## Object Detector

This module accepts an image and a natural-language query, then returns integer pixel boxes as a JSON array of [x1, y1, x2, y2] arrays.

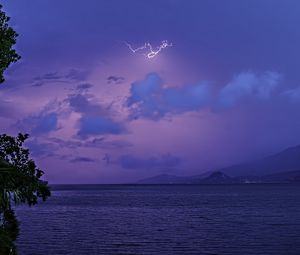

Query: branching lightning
[[124, 40, 172, 59]]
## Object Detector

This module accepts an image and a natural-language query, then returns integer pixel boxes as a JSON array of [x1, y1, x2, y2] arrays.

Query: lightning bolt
[[124, 40, 172, 59]]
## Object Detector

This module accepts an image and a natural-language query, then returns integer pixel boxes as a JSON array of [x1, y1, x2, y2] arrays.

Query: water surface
[[16, 184, 300, 254]]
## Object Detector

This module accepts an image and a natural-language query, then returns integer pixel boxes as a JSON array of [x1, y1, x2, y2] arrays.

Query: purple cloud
[[77, 115, 124, 138], [127, 73, 211, 120], [66, 93, 125, 138], [70, 156, 96, 163], [107, 76, 125, 85], [17, 111, 59, 135], [76, 83, 93, 91]]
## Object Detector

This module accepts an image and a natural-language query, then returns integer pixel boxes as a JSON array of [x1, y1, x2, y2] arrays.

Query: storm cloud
[[67, 93, 125, 138], [127, 73, 211, 120]]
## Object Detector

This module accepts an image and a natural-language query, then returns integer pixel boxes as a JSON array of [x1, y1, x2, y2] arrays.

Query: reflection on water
[[16, 184, 300, 255]]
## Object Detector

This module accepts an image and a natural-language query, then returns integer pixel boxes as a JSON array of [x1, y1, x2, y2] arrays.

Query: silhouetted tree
[[0, 4, 21, 84], [0, 134, 51, 254], [0, 209, 19, 255], [0, 5, 50, 254]]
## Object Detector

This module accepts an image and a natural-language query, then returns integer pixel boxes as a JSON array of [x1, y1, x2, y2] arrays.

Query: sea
[[15, 184, 300, 255]]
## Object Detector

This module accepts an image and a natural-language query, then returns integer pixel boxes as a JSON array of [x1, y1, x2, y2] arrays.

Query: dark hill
[[221, 145, 300, 176], [136, 144, 300, 184]]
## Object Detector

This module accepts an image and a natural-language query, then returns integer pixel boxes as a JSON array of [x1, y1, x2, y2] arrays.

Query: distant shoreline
[[49, 182, 298, 191]]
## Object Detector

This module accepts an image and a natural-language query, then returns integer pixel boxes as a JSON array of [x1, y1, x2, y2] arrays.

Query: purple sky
[[1, 0, 300, 183]]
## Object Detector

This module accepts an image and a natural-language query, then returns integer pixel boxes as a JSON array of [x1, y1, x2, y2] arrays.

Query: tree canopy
[[0, 134, 51, 254], [0, 133, 51, 207], [0, 5, 50, 254], [0, 4, 21, 84]]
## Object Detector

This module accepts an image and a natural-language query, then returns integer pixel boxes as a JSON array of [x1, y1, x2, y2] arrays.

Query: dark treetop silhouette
[[0, 4, 20, 84]]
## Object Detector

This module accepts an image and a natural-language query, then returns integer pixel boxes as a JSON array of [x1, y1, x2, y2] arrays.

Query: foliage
[[0, 209, 19, 255], [0, 133, 51, 254], [0, 4, 21, 84], [0, 5, 49, 254], [0, 133, 51, 206]]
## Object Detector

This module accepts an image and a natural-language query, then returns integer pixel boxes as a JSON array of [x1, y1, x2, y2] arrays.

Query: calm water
[[15, 184, 300, 255]]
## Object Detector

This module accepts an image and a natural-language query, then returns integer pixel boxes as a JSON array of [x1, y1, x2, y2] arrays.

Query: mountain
[[136, 144, 300, 184], [137, 171, 236, 184], [137, 170, 300, 184], [193, 171, 235, 184], [261, 170, 300, 183], [137, 171, 235, 184], [220, 145, 300, 177], [136, 174, 189, 184]]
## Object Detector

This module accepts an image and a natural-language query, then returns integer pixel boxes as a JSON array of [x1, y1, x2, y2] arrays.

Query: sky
[[1, 0, 300, 183]]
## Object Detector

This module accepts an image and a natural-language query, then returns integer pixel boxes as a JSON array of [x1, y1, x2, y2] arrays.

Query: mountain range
[[137, 145, 300, 184]]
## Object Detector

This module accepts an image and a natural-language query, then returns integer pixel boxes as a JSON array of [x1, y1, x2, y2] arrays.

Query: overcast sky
[[1, 0, 300, 183]]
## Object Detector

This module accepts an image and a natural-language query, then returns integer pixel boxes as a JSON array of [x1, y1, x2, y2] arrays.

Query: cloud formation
[[70, 156, 96, 163], [217, 71, 282, 109], [17, 111, 59, 135], [68, 94, 102, 113], [76, 83, 93, 91], [34, 69, 88, 82], [31, 69, 89, 87], [77, 115, 124, 138], [107, 76, 125, 85], [48, 137, 131, 150], [127, 73, 211, 120], [67, 93, 125, 138]]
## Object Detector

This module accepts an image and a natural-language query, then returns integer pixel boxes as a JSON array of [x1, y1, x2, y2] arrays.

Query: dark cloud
[[31, 82, 45, 87], [77, 115, 124, 138], [126, 71, 283, 120], [68, 94, 102, 113], [47, 137, 82, 149], [89, 138, 132, 149], [66, 93, 125, 138], [47, 137, 131, 150], [107, 76, 125, 85], [32, 69, 89, 87], [127, 72, 284, 119], [32, 113, 58, 134], [127, 73, 211, 120], [86, 137, 105, 145], [83, 137, 132, 149], [17, 111, 59, 135], [17, 87, 127, 140], [70, 156, 96, 163], [76, 83, 93, 91], [34, 72, 62, 81], [119, 153, 181, 170]]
